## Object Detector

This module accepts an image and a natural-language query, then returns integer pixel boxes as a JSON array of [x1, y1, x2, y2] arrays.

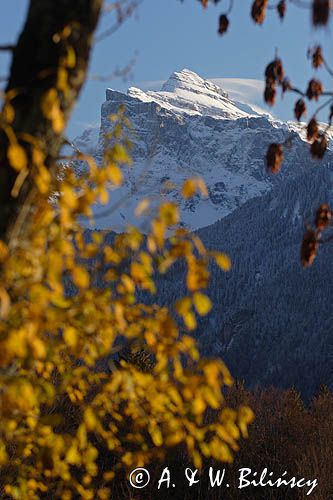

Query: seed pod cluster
[[312, 0, 330, 26], [301, 203, 332, 267], [310, 133, 328, 159], [306, 79, 323, 100], [266, 143, 283, 174], [309, 45, 324, 69], [277, 0, 286, 20], [300, 229, 318, 267], [218, 14, 229, 35], [315, 203, 332, 230], [281, 78, 291, 94], [265, 58, 284, 83], [306, 118, 319, 141], [264, 85, 276, 105], [251, 0, 268, 24], [294, 99, 306, 121], [264, 59, 284, 105]]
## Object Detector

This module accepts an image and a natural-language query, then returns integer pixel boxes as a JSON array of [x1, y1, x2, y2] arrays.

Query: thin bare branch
[[224, 0, 234, 16], [95, 0, 143, 43], [0, 45, 15, 52], [313, 96, 333, 118], [322, 57, 333, 78], [88, 57, 136, 82], [289, 0, 311, 8]]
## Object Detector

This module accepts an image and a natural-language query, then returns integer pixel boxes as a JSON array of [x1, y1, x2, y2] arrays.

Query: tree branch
[[96, 0, 142, 42], [0, 0, 103, 242], [0, 45, 15, 52]]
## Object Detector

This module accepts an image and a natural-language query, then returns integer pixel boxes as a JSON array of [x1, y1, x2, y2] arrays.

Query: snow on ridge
[[73, 68, 332, 233], [107, 68, 268, 121], [161, 68, 229, 99]]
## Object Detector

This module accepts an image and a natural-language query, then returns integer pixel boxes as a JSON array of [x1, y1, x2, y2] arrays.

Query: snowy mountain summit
[[124, 68, 264, 120], [76, 70, 333, 392], [76, 69, 328, 231]]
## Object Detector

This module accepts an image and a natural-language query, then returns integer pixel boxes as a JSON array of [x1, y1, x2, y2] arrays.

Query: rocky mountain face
[[77, 68, 330, 231], [76, 69, 333, 396]]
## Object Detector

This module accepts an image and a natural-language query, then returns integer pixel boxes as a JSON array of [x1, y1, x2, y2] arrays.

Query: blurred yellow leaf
[[184, 310, 197, 330], [3, 103, 15, 123], [176, 297, 192, 315], [150, 426, 163, 447], [0, 288, 10, 318], [41, 88, 65, 133], [192, 450, 202, 469], [72, 266, 90, 289], [0, 443, 8, 465], [30, 337, 46, 359], [57, 67, 68, 93], [159, 202, 179, 225], [99, 187, 109, 204], [11, 168, 29, 197], [112, 144, 131, 165], [84, 408, 97, 431], [35, 165, 51, 194], [135, 198, 150, 216], [63, 326, 78, 348], [62, 185, 78, 210], [66, 446, 80, 465], [65, 46, 76, 68], [7, 142, 28, 171], [193, 292, 212, 316], [213, 252, 232, 271], [107, 164, 123, 186], [182, 179, 196, 199], [182, 177, 208, 199], [0, 241, 9, 262]]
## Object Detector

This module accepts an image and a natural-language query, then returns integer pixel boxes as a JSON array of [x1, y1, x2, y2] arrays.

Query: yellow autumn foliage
[[0, 88, 254, 499]]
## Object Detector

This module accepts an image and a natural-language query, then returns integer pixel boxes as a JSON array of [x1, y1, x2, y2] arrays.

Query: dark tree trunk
[[0, 0, 103, 241]]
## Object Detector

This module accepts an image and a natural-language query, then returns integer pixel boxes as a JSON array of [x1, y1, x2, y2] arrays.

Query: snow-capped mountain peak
[[117, 68, 268, 121], [74, 69, 331, 232], [161, 68, 229, 97]]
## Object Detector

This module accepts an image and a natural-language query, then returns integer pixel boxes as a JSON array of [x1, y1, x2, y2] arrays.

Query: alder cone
[[277, 0, 286, 19], [301, 229, 318, 267], [306, 118, 319, 141], [311, 45, 324, 68], [310, 134, 328, 159], [265, 58, 284, 84], [312, 0, 330, 26], [264, 83, 276, 105], [294, 99, 306, 121], [306, 79, 323, 100], [315, 203, 332, 230], [251, 0, 268, 24], [266, 143, 283, 173], [218, 14, 229, 35], [281, 77, 291, 93]]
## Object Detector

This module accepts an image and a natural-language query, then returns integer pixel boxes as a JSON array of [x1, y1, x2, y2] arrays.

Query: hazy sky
[[1, 0, 333, 137]]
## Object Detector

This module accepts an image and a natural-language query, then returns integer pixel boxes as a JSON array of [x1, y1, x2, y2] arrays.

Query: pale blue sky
[[1, 0, 333, 137]]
